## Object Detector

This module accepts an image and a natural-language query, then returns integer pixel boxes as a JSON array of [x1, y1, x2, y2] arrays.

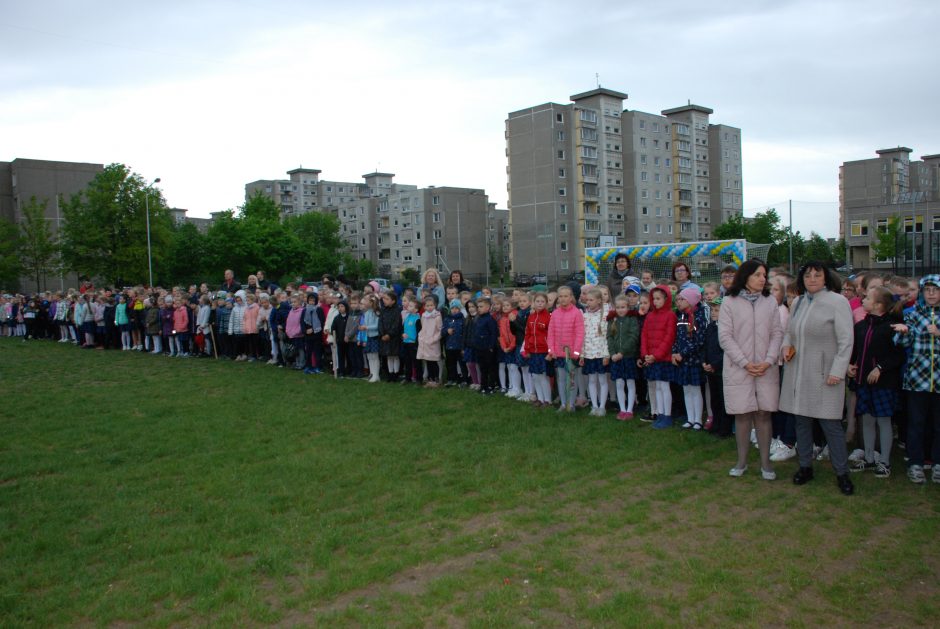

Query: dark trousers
[[445, 348, 465, 384], [334, 339, 348, 375], [906, 391, 940, 467], [305, 333, 323, 369], [477, 347, 498, 391], [424, 359, 440, 382], [707, 372, 732, 437], [347, 342, 364, 376], [402, 343, 418, 381]]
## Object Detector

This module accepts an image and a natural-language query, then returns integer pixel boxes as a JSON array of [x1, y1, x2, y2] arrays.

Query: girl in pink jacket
[[547, 285, 584, 412], [417, 296, 442, 387]]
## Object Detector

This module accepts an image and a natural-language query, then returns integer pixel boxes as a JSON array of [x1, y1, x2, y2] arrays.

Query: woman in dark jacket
[[378, 290, 403, 381], [605, 253, 633, 297]]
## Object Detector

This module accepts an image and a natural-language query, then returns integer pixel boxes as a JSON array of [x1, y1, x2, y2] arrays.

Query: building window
[[639, 119, 646, 129], [655, 191, 662, 200], [654, 173, 661, 183], [561, 259, 569, 270], [557, 149, 565, 159], [579, 110, 597, 123], [433, 212, 441, 222], [643, 223, 649, 233], [932, 216, 940, 232], [580, 146, 597, 158], [668, 225, 673, 234], [560, 204, 567, 214], [559, 168, 566, 178], [582, 164, 597, 177], [557, 131, 565, 141], [640, 155, 647, 165], [556, 112, 564, 123], [558, 188, 566, 197], [640, 137, 647, 148], [560, 241, 568, 251], [641, 190, 648, 199], [876, 218, 890, 233], [904, 216, 924, 233], [655, 207, 662, 217], [560, 223, 567, 232], [850, 220, 869, 237], [432, 195, 440, 205], [641, 206, 648, 215], [656, 224, 662, 234], [581, 128, 598, 141], [433, 229, 443, 239], [640, 171, 648, 182]]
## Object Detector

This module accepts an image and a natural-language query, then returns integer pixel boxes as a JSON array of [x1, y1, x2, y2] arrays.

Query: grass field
[[2, 338, 940, 627]]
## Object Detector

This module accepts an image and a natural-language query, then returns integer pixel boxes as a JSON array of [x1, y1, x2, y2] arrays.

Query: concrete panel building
[[506, 89, 743, 276], [840, 147, 940, 270], [0, 158, 104, 291]]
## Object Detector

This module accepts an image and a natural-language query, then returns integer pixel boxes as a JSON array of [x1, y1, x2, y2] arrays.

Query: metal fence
[[894, 231, 940, 277]]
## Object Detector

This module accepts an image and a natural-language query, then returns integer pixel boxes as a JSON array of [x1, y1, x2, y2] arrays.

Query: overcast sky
[[2, 0, 937, 239]]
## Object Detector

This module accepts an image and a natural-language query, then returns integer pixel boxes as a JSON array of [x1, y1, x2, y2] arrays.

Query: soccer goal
[[584, 239, 772, 286]]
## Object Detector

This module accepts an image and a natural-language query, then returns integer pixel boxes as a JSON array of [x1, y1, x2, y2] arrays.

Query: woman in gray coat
[[780, 262, 855, 495]]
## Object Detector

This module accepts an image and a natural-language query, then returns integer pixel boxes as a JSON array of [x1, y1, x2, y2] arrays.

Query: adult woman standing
[[421, 268, 446, 310], [605, 253, 633, 297], [718, 260, 783, 479], [780, 262, 855, 495], [448, 270, 470, 293], [671, 261, 701, 292]]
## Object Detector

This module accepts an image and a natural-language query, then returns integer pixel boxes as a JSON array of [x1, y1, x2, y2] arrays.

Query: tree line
[[0, 164, 375, 291]]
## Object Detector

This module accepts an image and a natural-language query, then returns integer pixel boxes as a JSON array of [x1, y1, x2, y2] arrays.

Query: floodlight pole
[[788, 200, 793, 275], [145, 177, 161, 287]]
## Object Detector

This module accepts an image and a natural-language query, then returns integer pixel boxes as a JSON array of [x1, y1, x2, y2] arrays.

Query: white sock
[[657, 381, 672, 416], [522, 366, 532, 396], [557, 368, 570, 407], [509, 364, 521, 392], [683, 385, 703, 424], [616, 379, 627, 412], [598, 375, 609, 410], [626, 379, 636, 413]]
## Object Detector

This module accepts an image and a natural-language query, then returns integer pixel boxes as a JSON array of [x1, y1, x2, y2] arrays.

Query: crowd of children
[[4, 261, 938, 486]]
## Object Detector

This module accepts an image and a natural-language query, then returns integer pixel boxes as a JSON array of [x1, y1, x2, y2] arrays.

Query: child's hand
[[381, 334, 390, 341], [929, 324, 940, 337], [578, 357, 585, 366], [602, 357, 609, 366], [671, 353, 683, 365], [509, 312, 516, 321], [637, 359, 645, 368], [644, 354, 655, 365], [867, 366, 881, 384], [703, 363, 713, 373], [611, 353, 621, 362], [891, 323, 908, 334], [847, 364, 857, 379], [782, 346, 796, 362], [448, 329, 454, 335]]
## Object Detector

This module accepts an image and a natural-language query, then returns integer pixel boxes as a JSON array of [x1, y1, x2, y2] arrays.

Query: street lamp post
[[145, 177, 161, 287]]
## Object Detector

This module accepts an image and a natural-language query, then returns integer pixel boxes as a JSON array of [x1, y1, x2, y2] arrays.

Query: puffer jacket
[[640, 285, 677, 362], [547, 303, 584, 358], [895, 275, 940, 392], [607, 314, 639, 358], [498, 310, 517, 353], [444, 312, 464, 351], [523, 309, 551, 356]]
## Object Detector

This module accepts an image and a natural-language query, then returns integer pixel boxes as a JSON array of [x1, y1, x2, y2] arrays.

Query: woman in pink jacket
[[718, 260, 783, 480], [547, 285, 584, 412]]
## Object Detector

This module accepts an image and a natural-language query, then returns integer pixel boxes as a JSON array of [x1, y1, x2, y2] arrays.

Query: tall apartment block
[[247, 169, 494, 281], [840, 147, 940, 269], [506, 88, 742, 275], [0, 157, 104, 291]]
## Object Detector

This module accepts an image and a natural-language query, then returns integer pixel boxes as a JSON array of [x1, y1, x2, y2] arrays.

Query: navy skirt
[[644, 361, 672, 382], [672, 362, 704, 386], [463, 347, 476, 363], [363, 337, 380, 353], [855, 384, 899, 417], [581, 357, 608, 375], [610, 358, 638, 381], [527, 352, 548, 375]]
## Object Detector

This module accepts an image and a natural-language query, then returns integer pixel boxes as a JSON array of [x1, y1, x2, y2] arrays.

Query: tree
[[802, 232, 834, 265], [18, 196, 61, 291], [60, 164, 172, 286], [871, 217, 900, 264], [163, 221, 208, 286], [831, 239, 847, 266], [284, 211, 344, 277], [0, 217, 21, 290], [712, 213, 746, 240], [713, 208, 789, 266]]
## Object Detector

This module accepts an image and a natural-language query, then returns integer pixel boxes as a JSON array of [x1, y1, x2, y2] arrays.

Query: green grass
[[2, 338, 940, 627]]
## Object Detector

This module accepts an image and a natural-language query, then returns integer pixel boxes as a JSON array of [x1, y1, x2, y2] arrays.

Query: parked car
[[531, 273, 548, 285], [567, 271, 585, 283], [514, 273, 532, 287], [371, 278, 390, 290]]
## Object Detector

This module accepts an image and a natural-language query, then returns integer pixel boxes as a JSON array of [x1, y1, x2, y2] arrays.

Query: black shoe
[[837, 474, 855, 496], [792, 467, 814, 485]]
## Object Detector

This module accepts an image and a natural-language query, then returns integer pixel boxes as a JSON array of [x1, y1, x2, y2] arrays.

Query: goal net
[[584, 239, 772, 286]]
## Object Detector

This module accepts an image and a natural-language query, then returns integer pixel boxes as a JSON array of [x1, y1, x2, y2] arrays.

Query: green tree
[[18, 196, 61, 291], [831, 239, 847, 266], [712, 213, 746, 240], [340, 254, 375, 286], [713, 209, 791, 266], [284, 211, 344, 277], [163, 221, 208, 286], [871, 217, 900, 264], [60, 164, 172, 286], [239, 191, 280, 222], [0, 217, 22, 290], [399, 267, 421, 285], [802, 232, 834, 265]]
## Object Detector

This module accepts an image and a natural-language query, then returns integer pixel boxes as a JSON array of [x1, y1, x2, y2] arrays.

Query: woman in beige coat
[[780, 262, 855, 496], [718, 260, 783, 480]]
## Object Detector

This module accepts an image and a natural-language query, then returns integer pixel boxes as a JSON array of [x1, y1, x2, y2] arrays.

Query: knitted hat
[[449, 299, 462, 310], [678, 287, 702, 307]]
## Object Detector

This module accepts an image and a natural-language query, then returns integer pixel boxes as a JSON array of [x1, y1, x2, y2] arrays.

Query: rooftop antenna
[[596, 73, 600, 88]]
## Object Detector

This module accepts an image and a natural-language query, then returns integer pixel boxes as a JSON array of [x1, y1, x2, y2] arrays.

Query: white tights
[[615, 378, 637, 413], [683, 384, 704, 426], [587, 373, 609, 410], [652, 380, 672, 417]]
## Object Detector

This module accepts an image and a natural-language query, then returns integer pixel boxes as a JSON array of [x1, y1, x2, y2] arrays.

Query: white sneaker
[[770, 438, 785, 454], [761, 468, 777, 481], [770, 444, 797, 462], [729, 465, 748, 477], [909, 465, 926, 484], [368, 375, 380, 383], [848, 448, 866, 463], [816, 445, 830, 461], [933, 466, 940, 484]]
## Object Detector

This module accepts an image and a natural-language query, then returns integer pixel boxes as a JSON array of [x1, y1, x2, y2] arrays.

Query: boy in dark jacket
[[444, 300, 466, 386], [344, 294, 365, 378], [703, 297, 731, 437], [471, 297, 499, 394]]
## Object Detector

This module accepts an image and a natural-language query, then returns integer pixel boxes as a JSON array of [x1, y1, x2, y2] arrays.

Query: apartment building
[[840, 147, 940, 269], [506, 89, 743, 275], [249, 169, 492, 280], [0, 158, 104, 291]]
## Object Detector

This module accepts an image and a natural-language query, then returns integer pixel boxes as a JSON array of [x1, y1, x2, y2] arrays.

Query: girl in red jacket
[[522, 292, 552, 407], [641, 285, 677, 428]]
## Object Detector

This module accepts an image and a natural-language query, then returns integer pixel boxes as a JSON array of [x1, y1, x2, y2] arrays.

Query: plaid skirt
[[500, 348, 519, 365], [610, 358, 638, 381], [672, 362, 704, 386], [644, 361, 672, 382], [527, 352, 549, 375], [581, 357, 608, 375], [463, 347, 476, 363], [363, 337, 380, 353], [855, 384, 899, 417]]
